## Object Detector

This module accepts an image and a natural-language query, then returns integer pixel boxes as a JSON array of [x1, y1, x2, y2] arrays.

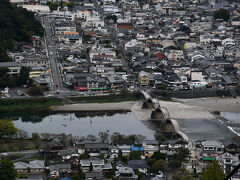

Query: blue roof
[[66, 35, 82, 39], [131, 147, 144, 151], [60, 178, 72, 180]]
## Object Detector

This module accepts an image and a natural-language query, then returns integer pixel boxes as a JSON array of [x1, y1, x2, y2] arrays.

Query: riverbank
[[0, 93, 140, 113], [0, 98, 61, 113], [66, 93, 140, 103], [52, 101, 137, 111], [178, 97, 240, 113]]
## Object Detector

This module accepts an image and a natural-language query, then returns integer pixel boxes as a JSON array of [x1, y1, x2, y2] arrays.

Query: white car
[[5, 94, 11, 98]]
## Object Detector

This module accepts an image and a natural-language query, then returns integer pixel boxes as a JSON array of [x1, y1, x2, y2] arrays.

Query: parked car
[[15, 90, 25, 96]]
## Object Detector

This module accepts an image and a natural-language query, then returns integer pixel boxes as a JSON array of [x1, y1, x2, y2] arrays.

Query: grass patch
[[67, 93, 140, 103], [0, 97, 61, 112], [0, 139, 46, 152]]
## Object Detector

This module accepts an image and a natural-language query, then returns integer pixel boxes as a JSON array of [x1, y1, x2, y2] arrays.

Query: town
[[0, 0, 240, 179]]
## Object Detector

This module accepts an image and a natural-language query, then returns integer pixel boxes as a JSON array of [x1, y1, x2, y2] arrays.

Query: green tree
[[154, 132, 165, 142], [130, 151, 141, 160], [214, 9, 230, 21], [0, 159, 17, 180], [27, 85, 44, 96], [17, 66, 30, 86], [48, 2, 59, 11], [0, 119, 18, 138], [152, 152, 166, 160], [168, 148, 190, 170], [67, 1, 75, 10], [149, 159, 166, 173], [0, 67, 9, 78], [31, 132, 40, 140], [202, 160, 225, 180], [0, 52, 13, 62]]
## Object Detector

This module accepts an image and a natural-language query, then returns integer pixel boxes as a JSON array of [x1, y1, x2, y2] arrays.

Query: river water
[[220, 112, 240, 136], [2, 111, 156, 139]]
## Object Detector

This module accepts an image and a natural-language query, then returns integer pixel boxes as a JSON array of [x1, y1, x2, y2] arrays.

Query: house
[[115, 167, 138, 180], [85, 172, 104, 179], [138, 71, 150, 86], [49, 163, 71, 178], [102, 0, 116, 4], [117, 23, 134, 30], [119, 145, 131, 156], [167, 139, 188, 150], [14, 160, 45, 174], [225, 142, 240, 154], [58, 150, 79, 160], [89, 48, 116, 63], [74, 139, 100, 154], [200, 141, 224, 161], [216, 153, 240, 179], [162, 74, 182, 90], [142, 140, 159, 157], [80, 159, 112, 172], [21, 56, 49, 68], [232, 16, 240, 26], [116, 160, 125, 170], [109, 146, 120, 159], [127, 160, 148, 174], [75, 8, 92, 19], [85, 143, 109, 156], [167, 50, 184, 61], [125, 39, 142, 50], [0, 62, 20, 76], [61, 32, 82, 44], [107, 76, 125, 91]]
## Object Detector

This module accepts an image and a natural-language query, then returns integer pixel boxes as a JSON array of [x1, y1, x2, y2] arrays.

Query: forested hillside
[[0, 0, 44, 62]]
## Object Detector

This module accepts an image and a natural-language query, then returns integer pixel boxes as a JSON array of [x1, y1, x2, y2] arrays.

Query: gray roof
[[85, 143, 109, 149], [49, 163, 71, 171], [127, 160, 148, 169], [85, 172, 104, 178], [80, 159, 104, 166], [0, 62, 19, 67], [14, 160, 45, 170]]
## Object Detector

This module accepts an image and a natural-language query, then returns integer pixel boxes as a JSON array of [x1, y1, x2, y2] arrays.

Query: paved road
[[0, 150, 40, 162], [42, 17, 63, 93]]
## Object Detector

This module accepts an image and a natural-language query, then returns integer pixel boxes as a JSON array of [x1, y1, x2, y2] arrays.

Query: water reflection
[[2, 111, 156, 139]]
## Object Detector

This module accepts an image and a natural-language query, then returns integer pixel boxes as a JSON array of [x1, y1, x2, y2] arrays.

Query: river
[[220, 112, 240, 136], [1, 111, 156, 139]]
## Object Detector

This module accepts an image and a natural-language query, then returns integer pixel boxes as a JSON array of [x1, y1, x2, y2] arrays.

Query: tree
[[202, 160, 225, 180], [130, 151, 142, 160], [17, 129, 28, 139], [111, 133, 127, 144], [27, 85, 44, 96], [214, 9, 230, 21], [0, 120, 18, 138], [154, 132, 165, 142], [168, 148, 190, 170], [149, 159, 166, 173], [152, 152, 166, 161], [48, 2, 59, 11], [17, 66, 30, 86], [0, 159, 17, 180], [86, 134, 96, 140], [32, 132, 40, 140], [98, 132, 108, 143], [0, 67, 9, 78]]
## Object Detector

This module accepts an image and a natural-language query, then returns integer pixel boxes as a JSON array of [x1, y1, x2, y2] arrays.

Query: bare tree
[[17, 130, 28, 139], [98, 132, 108, 143]]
